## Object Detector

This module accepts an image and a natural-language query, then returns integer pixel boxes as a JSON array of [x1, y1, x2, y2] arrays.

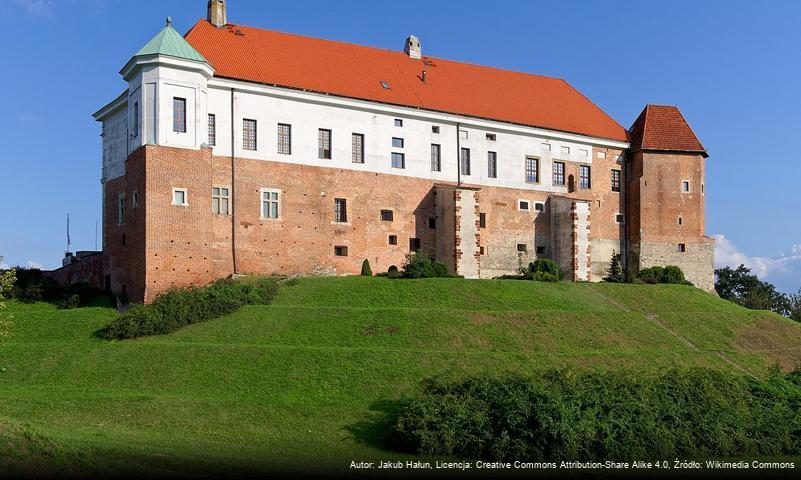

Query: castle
[[93, 1, 714, 303]]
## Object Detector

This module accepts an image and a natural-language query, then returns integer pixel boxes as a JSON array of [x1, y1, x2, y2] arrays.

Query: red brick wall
[[44, 253, 103, 288]]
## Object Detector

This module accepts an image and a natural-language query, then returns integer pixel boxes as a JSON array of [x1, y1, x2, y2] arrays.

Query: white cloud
[[15, 0, 53, 17], [0, 262, 9, 270], [713, 234, 801, 280], [26, 260, 43, 270]]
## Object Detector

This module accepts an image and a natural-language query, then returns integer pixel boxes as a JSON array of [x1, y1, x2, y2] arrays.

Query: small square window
[[534, 202, 544, 212], [682, 181, 691, 193], [432, 126, 440, 134], [394, 118, 403, 127], [615, 213, 624, 224], [334, 246, 348, 256], [410, 238, 421, 251], [486, 133, 496, 141], [479, 213, 486, 228], [428, 217, 436, 229], [172, 188, 188, 206], [392, 137, 404, 148], [518, 200, 530, 211], [678, 243, 686, 253], [480, 246, 485, 255], [380, 210, 394, 221], [536, 246, 546, 255], [517, 243, 528, 253], [388, 235, 398, 245]]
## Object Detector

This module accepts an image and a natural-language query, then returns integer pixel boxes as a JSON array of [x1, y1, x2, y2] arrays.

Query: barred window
[[487, 151, 497, 178], [334, 246, 349, 256], [261, 189, 280, 219], [172, 97, 186, 133], [611, 169, 621, 192], [460, 147, 471, 176], [277, 123, 291, 155], [352, 133, 364, 163], [553, 161, 565, 186], [525, 157, 539, 183], [391, 152, 405, 169], [409, 238, 421, 251], [431, 144, 441, 172], [334, 198, 347, 223], [212, 186, 229, 215], [580, 165, 591, 189], [207, 114, 216, 146], [318, 129, 332, 159], [243, 119, 257, 150]]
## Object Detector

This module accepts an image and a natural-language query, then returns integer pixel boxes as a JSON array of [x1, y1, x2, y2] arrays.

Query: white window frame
[[534, 202, 545, 213], [682, 180, 691, 193], [212, 186, 230, 215], [172, 188, 188, 206], [518, 199, 531, 212], [260, 188, 281, 220], [615, 213, 624, 224]]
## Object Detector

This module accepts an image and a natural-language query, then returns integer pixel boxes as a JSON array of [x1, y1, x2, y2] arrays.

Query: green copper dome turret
[[131, 17, 208, 63]]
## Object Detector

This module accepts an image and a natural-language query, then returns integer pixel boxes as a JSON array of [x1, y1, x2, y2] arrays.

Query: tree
[[787, 288, 801, 323], [714, 265, 790, 316], [603, 251, 624, 283], [361, 259, 372, 276], [0, 268, 16, 341]]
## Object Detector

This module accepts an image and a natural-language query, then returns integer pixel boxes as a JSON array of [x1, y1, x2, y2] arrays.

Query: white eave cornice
[[208, 76, 631, 150], [120, 54, 215, 82], [92, 90, 128, 121]]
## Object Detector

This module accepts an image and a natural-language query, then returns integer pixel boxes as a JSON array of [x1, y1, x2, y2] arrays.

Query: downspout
[[456, 122, 461, 186], [230, 88, 237, 275]]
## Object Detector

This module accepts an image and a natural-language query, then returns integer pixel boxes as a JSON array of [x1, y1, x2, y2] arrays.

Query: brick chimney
[[404, 35, 421, 59], [207, 0, 226, 28]]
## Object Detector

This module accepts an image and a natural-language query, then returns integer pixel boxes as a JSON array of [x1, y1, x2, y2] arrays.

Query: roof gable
[[184, 20, 628, 142], [629, 105, 707, 157]]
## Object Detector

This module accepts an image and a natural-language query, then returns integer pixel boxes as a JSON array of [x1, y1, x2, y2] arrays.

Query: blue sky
[[0, 0, 799, 291]]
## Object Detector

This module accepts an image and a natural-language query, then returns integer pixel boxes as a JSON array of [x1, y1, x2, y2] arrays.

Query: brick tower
[[626, 105, 715, 291]]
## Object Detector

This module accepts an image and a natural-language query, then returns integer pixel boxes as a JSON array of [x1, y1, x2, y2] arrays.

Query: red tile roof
[[628, 105, 707, 157], [184, 20, 628, 142]]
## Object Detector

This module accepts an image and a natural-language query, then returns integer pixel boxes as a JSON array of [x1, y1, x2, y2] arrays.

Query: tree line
[[715, 265, 801, 322]]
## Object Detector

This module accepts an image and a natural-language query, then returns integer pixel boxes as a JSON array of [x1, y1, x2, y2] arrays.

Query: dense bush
[[392, 368, 801, 461], [104, 277, 278, 340], [9, 268, 108, 307], [638, 265, 692, 285], [398, 251, 455, 279], [361, 259, 372, 276], [387, 265, 401, 279], [497, 259, 562, 282]]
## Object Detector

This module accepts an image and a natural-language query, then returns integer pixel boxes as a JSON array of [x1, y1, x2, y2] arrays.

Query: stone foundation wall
[[639, 241, 715, 292]]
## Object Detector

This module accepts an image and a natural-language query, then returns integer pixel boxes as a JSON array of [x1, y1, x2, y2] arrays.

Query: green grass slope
[[1, 277, 799, 476]]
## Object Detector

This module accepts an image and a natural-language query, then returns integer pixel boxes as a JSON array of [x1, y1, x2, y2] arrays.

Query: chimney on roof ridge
[[404, 35, 421, 59], [207, 0, 226, 28]]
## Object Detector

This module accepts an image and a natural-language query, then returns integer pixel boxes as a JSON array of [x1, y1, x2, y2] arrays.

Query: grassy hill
[[1, 277, 800, 476]]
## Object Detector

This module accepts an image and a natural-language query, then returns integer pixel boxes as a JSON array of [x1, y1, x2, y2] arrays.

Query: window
[[212, 186, 230, 215], [553, 161, 565, 186], [682, 181, 690, 193], [260, 189, 280, 219], [517, 243, 527, 253], [352, 133, 364, 163], [132, 190, 139, 209], [392, 137, 404, 148], [243, 119, 257, 150], [702, 183, 705, 194], [118, 193, 126, 226], [615, 213, 624, 224], [334, 198, 347, 223], [394, 118, 403, 127], [391, 152, 405, 169], [525, 157, 539, 183], [207, 114, 216, 146], [318, 129, 332, 159], [428, 217, 436, 229], [380, 210, 393, 221], [132, 102, 139, 138], [611, 169, 621, 192], [334, 246, 348, 256], [534, 202, 544, 212], [409, 238, 421, 251], [172, 188, 187, 206], [431, 144, 441, 172], [678, 216, 683, 225], [518, 200, 530, 211], [487, 151, 497, 178], [678, 243, 686, 253], [486, 133, 496, 141], [479, 213, 486, 228], [121, 234, 126, 246], [579, 165, 591, 189], [480, 246, 485, 255], [172, 97, 186, 133], [536, 246, 546, 255], [388, 235, 398, 245], [277, 123, 291, 154], [432, 126, 440, 134], [460, 147, 471, 176]]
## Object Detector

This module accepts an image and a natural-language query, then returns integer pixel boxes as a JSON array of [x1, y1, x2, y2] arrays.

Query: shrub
[[60, 294, 81, 310], [638, 265, 692, 285], [603, 251, 625, 283], [387, 265, 400, 279], [392, 368, 801, 461], [402, 251, 434, 279], [431, 261, 449, 278], [104, 277, 279, 340], [361, 259, 372, 276], [527, 259, 562, 281], [531, 271, 558, 282], [638, 266, 664, 284]]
